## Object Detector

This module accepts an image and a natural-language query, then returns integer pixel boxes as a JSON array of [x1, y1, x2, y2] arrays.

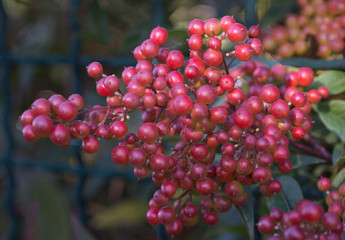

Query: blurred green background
[[0, 0, 303, 239]]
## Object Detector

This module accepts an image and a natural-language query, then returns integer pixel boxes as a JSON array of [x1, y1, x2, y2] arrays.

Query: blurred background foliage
[[0, 0, 338, 240]]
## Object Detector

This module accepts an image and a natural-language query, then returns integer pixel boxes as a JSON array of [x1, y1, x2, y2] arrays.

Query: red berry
[[227, 23, 247, 43], [87, 62, 103, 78], [233, 108, 253, 129], [22, 125, 38, 142], [57, 101, 77, 121], [260, 84, 280, 103], [31, 98, 51, 115], [188, 19, 205, 36], [317, 177, 331, 192], [235, 43, 254, 61], [248, 25, 261, 38], [109, 121, 128, 139], [49, 124, 70, 146], [150, 26, 168, 45], [292, 126, 305, 140], [146, 208, 160, 226], [82, 135, 99, 154], [32, 115, 53, 137], [297, 67, 314, 87], [166, 50, 184, 69], [140, 39, 159, 58]]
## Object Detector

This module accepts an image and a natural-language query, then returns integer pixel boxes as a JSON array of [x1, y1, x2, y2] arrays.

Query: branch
[[288, 138, 332, 163], [303, 134, 332, 161]]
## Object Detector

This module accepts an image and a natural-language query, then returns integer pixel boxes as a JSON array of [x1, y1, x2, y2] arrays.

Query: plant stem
[[288, 138, 332, 163], [303, 134, 332, 161]]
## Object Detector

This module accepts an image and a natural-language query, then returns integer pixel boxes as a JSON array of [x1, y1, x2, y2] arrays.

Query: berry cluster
[[257, 179, 345, 239], [20, 17, 329, 236], [262, 0, 345, 59], [318, 177, 345, 224]]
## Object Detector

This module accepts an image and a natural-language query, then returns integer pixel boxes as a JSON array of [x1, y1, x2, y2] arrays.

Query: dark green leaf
[[266, 175, 303, 212], [312, 100, 345, 142], [332, 142, 345, 167], [235, 186, 254, 240], [290, 154, 325, 168], [332, 168, 345, 188], [310, 71, 345, 95]]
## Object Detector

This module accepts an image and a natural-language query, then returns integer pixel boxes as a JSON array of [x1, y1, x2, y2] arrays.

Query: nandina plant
[[19, 16, 344, 238]]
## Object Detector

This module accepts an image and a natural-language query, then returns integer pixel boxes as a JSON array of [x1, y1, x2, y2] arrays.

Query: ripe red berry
[[57, 101, 77, 122], [257, 216, 275, 234], [150, 26, 168, 45], [248, 25, 261, 38], [31, 98, 51, 115], [82, 135, 99, 154], [140, 39, 159, 58], [317, 177, 332, 192], [292, 126, 305, 140], [260, 84, 280, 103], [138, 123, 159, 143], [203, 49, 223, 67], [233, 108, 253, 129], [297, 67, 314, 87], [227, 23, 247, 43], [146, 208, 160, 226], [235, 43, 254, 61], [22, 125, 38, 142], [32, 115, 54, 137], [204, 18, 221, 37], [166, 50, 184, 69], [220, 16, 236, 32], [196, 85, 217, 105], [270, 99, 290, 119], [87, 62, 103, 78], [49, 124, 70, 146], [188, 34, 203, 50]]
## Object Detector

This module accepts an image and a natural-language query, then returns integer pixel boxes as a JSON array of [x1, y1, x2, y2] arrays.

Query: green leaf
[[312, 100, 345, 142], [235, 186, 254, 240], [332, 142, 345, 167], [90, 200, 147, 230], [332, 168, 345, 188], [266, 175, 303, 212], [290, 154, 325, 169], [310, 70, 345, 95]]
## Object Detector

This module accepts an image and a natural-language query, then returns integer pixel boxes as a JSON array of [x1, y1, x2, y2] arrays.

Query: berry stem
[[288, 138, 331, 163], [303, 134, 332, 161], [227, 56, 237, 70], [154, 107, 165, 124]]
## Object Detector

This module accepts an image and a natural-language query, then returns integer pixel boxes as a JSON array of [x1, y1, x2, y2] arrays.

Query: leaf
[[90, 200, 147, 230], [70, 214, 96, 240], [332, 142, 345, 167], [312, 100, 345, 142], [290, 154, 325, 169], [266, 175, 303, 212], [235, 186, 254, 240], [310, 70, 345, 95], [332, 168, 345, 188]]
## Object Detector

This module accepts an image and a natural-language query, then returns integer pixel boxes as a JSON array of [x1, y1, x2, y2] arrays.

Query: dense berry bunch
[[318, 177, 345, 223], [20, 17, 330, 236], [262, 0, 345, 59], [257, 179, 345, 239]]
